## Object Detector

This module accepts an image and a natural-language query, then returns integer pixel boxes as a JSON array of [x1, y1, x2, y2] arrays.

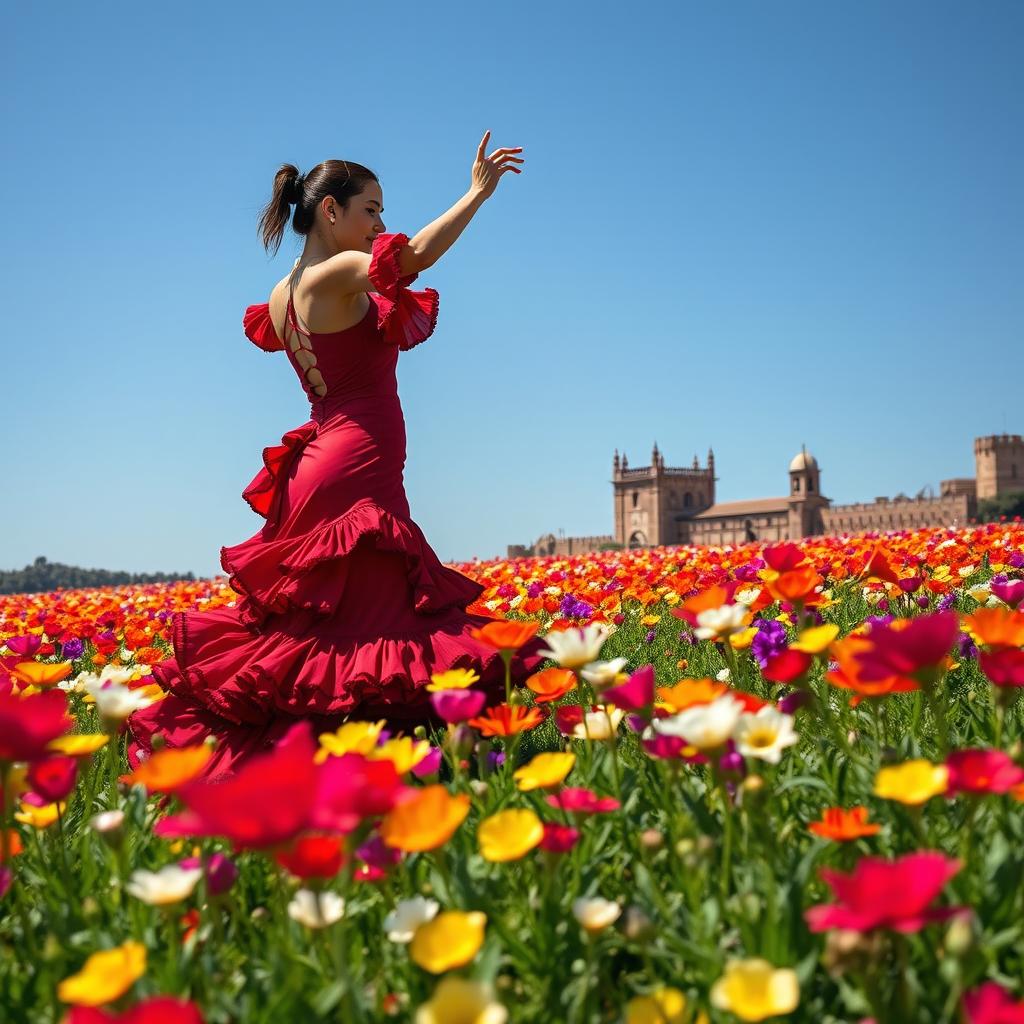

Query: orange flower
[[961, 607, 1024, 651], [807, 806, 882, 841], [469, 620, 541, 651], [467, 703, 546, 736], [765, 567, 824, 606], [119, 745, 212, 793], [656, 678, 728, 713], [0, 829, 24, 862], [11, 661, 74, 688], [859, 546, 901, 584], [525, 668, 577, 704], [379, 785, 470, 852]]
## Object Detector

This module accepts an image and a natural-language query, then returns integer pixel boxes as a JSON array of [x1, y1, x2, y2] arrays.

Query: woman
[[127, 132, 549, 778]]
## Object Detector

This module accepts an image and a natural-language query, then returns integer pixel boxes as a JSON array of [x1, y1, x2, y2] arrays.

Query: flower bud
[[639, 828, 663, 850], [944, 913, 975, 957], [619, 905, 655, 942]]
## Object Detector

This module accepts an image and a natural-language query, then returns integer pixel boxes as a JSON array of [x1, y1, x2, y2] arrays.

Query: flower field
[[3, 523, 1024, 1023]]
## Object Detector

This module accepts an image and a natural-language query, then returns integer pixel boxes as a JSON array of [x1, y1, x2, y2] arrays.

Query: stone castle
[[507, 433, 1023, 557]]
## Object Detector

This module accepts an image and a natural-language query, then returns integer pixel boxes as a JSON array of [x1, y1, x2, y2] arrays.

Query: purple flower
[[356, 833, 402, 869], [955, 632, 978, 660], [778, 689, 813, 715], [487, 750, 506, 771], [60, 638, 85, 660], [917, 595, 930, 609], [865, 614, 894, 629], [751, 619, 787, 669], [678, 629, 697, 646], [937, 593, 957, 612], [644, 629, 657, 643], [1009, 552, 1024, 569], [527, 582, 544, 599], [734, 559, 766, 582], [179, 852, 237, 896]]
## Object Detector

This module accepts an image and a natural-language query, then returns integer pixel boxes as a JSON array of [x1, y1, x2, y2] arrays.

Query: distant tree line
[[0, 556, 196, 595], [977, 491, 1024, 524]]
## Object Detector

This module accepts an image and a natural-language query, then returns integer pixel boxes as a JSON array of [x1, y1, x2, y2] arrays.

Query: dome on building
[[789, 448, 818, 472]]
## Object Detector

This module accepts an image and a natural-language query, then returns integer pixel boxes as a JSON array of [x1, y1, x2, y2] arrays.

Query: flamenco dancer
[[128, 132, 549, 778]]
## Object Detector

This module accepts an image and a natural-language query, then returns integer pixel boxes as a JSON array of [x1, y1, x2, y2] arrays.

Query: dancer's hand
[[471, 130, 524, 201]]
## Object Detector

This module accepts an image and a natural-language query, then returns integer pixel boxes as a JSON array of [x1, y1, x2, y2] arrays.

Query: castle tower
[[974, 434, 1024, 500], [787, 445, 828, 538]]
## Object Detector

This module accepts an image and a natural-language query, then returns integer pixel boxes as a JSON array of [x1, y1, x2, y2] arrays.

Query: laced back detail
[[285, 266, 328, 398]]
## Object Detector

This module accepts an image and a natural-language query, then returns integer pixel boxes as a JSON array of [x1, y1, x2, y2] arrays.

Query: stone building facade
[[507, 433, 1023, 556]]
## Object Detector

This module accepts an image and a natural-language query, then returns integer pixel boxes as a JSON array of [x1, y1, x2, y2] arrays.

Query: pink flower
[[430, 688, 487, 724], [0, 689, 71, 763], [946, 749, 1024, 795], [66, 997, 205, 1023], [545, 787, 620, 814], [805, 851, 965, 933], [601, 665, 655, 711], [991, 579, 1024, 609], [640, 732, 709, 764], [980, 649, 1024, 688], [855, 612, 959, 685], [963, 982, 1024, 1023]]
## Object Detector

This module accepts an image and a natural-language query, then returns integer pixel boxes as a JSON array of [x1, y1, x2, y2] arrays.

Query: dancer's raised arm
[[317, 131, 524, 296]]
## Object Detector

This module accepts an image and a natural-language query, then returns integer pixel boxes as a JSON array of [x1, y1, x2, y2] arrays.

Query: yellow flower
[[640, 614, 661, 627], [380, 785, 471, 852], [729, 627, 759, 651], [625, 987, 687, 1024], [513, 752, 576, 792], [47, 734, 109, 757], [14, 800, 66, 829], [874, 760, 949, 805], [415, 975, 507, 1024], [477, 809, 544, 862], [710, 958, 800, 1022], [57, 941, 146, 1006], [314, 719, 386, 764], [409, 910, 487, 973], [790, 623, 840, 654], [368, 737, 433, 775], [427, 668, 481, 692]]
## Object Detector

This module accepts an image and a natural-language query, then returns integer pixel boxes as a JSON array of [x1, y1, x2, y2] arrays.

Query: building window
[[808, 479, 814, 492], [632, 491, 638, 508], [684, 492, 692, 508], [793, 478, 801, 493]]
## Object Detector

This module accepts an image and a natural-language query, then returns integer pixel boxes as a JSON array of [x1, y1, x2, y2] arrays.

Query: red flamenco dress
[[127, 233, 549, 778]]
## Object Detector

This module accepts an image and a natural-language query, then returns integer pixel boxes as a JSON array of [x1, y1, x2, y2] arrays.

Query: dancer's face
[[321, 181, 386, 254]]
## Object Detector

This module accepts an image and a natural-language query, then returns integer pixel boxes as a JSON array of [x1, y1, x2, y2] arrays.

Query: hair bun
[[291, 172, 305, 204]]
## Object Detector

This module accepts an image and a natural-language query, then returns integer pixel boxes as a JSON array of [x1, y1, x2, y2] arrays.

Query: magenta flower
[[981, 649, 1024, 688], [991, 579, 1024, 609], [430, 688, 486, 724], [805, 851, 965, 933], [602, 664, 655, 711], [946, 749, 1024, 795], [0, 690, 72, 763], [855, 611, 959, 685], [963, 982, 1024, 1023], [540, 823, 580, 853], [179, 852, 238, 896]]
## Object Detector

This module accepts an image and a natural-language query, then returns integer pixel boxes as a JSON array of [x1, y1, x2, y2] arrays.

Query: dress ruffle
[[369, 232, 440, 351], [220, 497, 486, 634], [239, 419, 319, 524], [242, 303, 284, 352]]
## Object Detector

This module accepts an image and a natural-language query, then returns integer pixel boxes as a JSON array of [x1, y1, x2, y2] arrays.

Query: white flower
[[734, 586, 762, 606], [126, 865, 202, 905], [571, 705, 625, 741], [536, 623, 613, 670], [98, 664, 138, 687], [579, 657, 629, 690], [715, 668, 732, 683], [90, 810, 125, 833], [383, 896, 440, 943], [652, 695, 745, 750], [733, 705, 799, 765], [694, 604, 749, 640], [84, 680, 154, 722], [287, 889, 345, 929], [572, 896, 621, 933]]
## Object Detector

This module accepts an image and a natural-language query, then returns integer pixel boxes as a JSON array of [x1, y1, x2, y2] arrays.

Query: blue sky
[[4, 1, 1022, 577]]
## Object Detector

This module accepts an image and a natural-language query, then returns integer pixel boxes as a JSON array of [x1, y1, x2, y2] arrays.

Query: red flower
[[763, 543, 808, 572], [805, 851, 964, 933], [27, 756, 78, 802], [946, 749, 1024, 795], [311, 753, 409, 832], [980, 649, 1024, 688], [546, 787, 620, 814], [0, 689, 72, 763], [274, 834, 345, 879], [963, 981, 1024, 1023], [762, 649, 813, 683], [155, 722, 319, 850], [854, 612, 959, 687], [539, 823, 580, 853], [65, 997, 205, 1023]]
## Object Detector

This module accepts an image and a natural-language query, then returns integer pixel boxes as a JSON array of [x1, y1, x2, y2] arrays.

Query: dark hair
[[257, 159, 379, 258]]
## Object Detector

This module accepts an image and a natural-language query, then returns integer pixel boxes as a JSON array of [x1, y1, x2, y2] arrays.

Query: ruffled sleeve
[[242, 303, 285, 352], [368, 233, 439, 351]]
